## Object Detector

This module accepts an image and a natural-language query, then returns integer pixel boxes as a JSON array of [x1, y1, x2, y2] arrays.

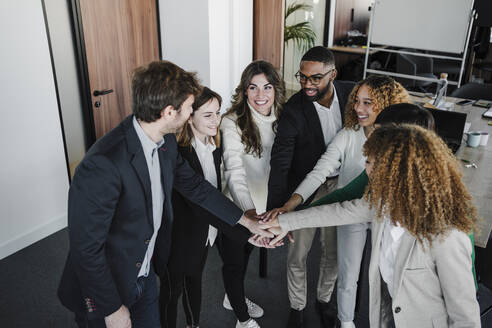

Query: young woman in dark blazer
[[159, 87, 251, 328]]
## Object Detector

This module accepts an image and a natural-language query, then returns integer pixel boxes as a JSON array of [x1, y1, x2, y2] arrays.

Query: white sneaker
[[340, 321, 356, 328], [245, 297, 264, 318], [235, 318, 260, 328], [223, 294, 264, 318]]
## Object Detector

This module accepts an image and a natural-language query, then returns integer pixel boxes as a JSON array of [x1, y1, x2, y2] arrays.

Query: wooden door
[[253, 0, 285, 70], [75, 0, 160, 141]]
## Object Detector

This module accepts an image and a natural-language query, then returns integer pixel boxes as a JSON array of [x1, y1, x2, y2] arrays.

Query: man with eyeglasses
[[267, 46, 355, 328]]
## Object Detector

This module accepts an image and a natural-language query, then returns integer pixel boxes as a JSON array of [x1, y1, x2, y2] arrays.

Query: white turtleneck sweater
[[220, 104, 276, 214]]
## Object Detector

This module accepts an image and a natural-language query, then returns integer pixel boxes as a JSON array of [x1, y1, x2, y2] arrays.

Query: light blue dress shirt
[[133, 117, 165, 277]]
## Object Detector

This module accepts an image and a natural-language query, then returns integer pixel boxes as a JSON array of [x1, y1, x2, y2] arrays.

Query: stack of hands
[[240, 205, 296, 248]]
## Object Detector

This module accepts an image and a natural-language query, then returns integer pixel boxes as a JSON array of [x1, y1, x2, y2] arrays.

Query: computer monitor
[[429, 108, 468, 153]]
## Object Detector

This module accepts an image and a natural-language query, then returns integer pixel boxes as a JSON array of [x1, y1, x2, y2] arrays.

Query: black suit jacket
[[266, 80, 355, 209], [161, 144, 251, 275], [57, 115, 243, 319]]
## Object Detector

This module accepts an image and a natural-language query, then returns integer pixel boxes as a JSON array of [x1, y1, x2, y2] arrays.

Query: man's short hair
[[301, 46, 335, 66], [131, 61, 201, 122]]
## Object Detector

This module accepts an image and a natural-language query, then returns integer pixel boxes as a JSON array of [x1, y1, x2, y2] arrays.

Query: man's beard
[[303, 81, 331, 102], [168, 115, 190, 134]]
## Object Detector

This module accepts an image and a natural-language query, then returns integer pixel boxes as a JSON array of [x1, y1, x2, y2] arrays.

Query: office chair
[[396, 49, 437, 91], [449, 83, 492, 101]]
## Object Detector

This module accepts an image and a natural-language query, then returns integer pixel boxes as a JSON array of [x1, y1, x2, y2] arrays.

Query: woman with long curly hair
[[269, 124, 480, 327], [266, 75, 409, 328], [219, 60, 285, 328]]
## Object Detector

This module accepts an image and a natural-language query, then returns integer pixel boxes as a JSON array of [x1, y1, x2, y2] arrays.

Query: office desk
[[410, 94, 492, 247]]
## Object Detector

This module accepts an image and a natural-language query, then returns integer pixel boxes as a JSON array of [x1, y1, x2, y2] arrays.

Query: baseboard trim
[[0, 213, 67, 260]]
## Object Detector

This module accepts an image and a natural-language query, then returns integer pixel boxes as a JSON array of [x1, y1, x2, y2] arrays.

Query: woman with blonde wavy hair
[[269, 124, 480, 327], [266, 75, 408, 328]]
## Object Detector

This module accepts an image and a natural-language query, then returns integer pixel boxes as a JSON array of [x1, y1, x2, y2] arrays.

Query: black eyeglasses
[[295, 68, 334, 85]]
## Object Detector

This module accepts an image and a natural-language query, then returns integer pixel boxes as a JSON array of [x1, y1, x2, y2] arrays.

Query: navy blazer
[[158, 144, 251, 275], [267, 80, 355, 209], [57, 115, 243, 319]]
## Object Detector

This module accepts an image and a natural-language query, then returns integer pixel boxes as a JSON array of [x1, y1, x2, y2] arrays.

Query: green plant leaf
[[284, 1, 317, 53]]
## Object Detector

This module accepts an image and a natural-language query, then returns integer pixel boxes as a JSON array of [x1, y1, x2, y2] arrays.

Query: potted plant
[[284, 2, 316, 54]]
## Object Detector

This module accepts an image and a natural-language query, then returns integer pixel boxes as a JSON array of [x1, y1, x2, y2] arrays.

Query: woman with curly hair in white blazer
[[268, 124, 480, 328]]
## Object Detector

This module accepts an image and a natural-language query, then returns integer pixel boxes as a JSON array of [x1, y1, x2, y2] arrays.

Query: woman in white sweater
[[219, 60, 285, 328], [267, 75, 409, 328], [268, 125, 481, 328]]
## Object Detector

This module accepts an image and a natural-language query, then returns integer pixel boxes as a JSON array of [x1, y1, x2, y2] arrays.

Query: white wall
[[327, 0, 336, 47], [209, 0, 253, 108], [159, 0, 211, 85], [228, 1, 253, 90], [44, 0, 86, 168], [0, 1, 69, 259], [159, 0, 253, 109]]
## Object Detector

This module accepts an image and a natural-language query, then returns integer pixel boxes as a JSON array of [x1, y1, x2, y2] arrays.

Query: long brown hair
[[344, 75, 409, 130], [224, 60, 285, 157], [363, 124, 478, 245], [177, 87, 222, 148]]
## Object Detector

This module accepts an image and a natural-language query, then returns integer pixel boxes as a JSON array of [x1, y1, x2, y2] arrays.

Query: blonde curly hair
[[363, 124, 478, 244], [345, 75, 409, 130]]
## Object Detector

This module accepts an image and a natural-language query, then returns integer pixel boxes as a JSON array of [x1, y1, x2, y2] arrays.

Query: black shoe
[[286, 308, 304, 328], [316, 300, 337, 328]]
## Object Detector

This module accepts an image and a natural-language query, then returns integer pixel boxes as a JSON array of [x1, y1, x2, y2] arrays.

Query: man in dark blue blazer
[[57, 61, 272, 328]]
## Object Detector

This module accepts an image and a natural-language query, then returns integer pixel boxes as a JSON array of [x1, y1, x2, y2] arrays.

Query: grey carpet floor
[[0, 228, 491, 327]]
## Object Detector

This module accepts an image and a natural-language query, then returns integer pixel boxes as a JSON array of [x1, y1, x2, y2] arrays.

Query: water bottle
[[439, 73, 448, 97], [433, 73, 448, 107]]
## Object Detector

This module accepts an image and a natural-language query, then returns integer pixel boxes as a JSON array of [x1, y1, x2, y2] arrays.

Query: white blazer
[[279, 199, 480, 328]]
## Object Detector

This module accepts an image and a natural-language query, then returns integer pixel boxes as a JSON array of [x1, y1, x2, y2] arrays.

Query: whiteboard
[[371, 0, 474, 54], [0, 1, 69, 259]]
